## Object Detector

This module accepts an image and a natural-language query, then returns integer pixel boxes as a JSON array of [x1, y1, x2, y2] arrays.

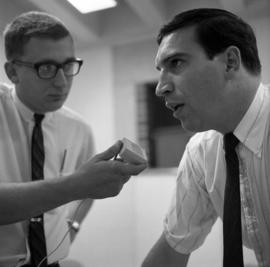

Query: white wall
[[68, 169, 176, 267], [66, 45, 116, 152], [0, 40, 10, 84], [113, 39, 158, 142], [251, 16, 270, 84]]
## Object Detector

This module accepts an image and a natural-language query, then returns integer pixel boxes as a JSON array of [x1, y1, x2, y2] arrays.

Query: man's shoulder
[[57, 105, 85, 121], [187, 130, 222, 153], [182, 130, 223, 173], [0, 83, 13, 98], [55, 106, 92, 132]]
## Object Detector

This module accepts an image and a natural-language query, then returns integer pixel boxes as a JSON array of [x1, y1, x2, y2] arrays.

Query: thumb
[[95, 140, 123, 161]]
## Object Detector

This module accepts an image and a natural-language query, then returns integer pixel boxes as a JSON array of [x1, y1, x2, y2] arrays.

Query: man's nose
[[155, 71, 173, 97], [53, 68, 68, 88]]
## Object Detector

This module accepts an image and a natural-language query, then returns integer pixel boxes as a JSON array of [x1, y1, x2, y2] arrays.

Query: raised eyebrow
[[64, 57, 77, 62], [36, 57, 77, 65], [156, 52, 187, 70]]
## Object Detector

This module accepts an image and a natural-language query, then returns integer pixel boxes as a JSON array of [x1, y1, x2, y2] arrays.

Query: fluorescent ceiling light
[[67, 0, 117, 14]]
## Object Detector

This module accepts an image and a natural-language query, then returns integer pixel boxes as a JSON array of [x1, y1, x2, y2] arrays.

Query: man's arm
[[0, 141, 147, 225], [141, 232, 190, 267]]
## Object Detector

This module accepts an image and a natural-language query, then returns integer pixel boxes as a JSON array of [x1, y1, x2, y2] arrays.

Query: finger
[[114, 162, 147, 175], [114, 157, 124, 163], [123, 175, 131, 183], [95, 140, 123, 161], [129, 163, 147, 175]]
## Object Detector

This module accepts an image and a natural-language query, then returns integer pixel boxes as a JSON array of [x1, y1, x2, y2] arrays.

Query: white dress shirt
[[0, 83, 95, 267], [164, 83, 270, 267]]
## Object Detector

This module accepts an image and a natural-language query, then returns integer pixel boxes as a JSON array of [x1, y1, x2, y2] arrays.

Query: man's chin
[[45, 102, 65, 112], [180, 120, 198, 133]]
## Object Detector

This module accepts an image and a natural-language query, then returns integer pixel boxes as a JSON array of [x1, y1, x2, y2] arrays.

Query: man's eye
[[63, 62, 74, 71], [169, 59, 183, 69], [40, 64, 56, 72]]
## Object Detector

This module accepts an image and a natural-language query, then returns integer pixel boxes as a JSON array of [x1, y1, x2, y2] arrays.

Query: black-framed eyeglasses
[[11, 58, 83, 79]]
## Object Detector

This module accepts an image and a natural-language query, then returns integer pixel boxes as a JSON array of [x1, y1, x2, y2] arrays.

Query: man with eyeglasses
[[11, 58, 83, 80], [0, 11, 146, 267]]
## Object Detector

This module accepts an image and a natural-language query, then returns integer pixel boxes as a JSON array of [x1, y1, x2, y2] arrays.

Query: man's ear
[[4, 61, 19, 84], [224, 46, 241, 74]]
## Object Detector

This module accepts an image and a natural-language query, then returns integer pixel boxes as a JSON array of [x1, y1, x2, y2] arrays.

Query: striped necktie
[[28, 113, 48, 267], [223, 133, 244, 267]]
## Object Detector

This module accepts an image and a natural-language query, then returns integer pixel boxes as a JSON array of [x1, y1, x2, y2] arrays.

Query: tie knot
[[34, 113, 45, 125], [223, 132, 239, 152]]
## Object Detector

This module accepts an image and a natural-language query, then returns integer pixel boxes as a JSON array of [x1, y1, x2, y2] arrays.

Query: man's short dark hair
[[157, 8, 261, 76], [3, 11, 72, 60]]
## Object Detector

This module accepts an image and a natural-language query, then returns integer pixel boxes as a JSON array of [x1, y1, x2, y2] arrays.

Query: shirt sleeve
[[71, 121, 96, 170], [164, 144, 218, 254]]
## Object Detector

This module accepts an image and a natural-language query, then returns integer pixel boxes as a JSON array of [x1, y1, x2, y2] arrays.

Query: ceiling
[[0, 0, 269, 49]]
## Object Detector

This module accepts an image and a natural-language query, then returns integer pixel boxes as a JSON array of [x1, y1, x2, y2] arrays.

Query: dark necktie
[[223, 133, 244, 267], [29, 113, 48, 267]]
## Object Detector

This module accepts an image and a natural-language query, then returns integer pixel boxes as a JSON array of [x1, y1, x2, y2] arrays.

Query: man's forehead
[[155, 28, 201, 66], [155, 32, 186, 66], [22, 36, 75, 60], [155, 33, 174, 61]]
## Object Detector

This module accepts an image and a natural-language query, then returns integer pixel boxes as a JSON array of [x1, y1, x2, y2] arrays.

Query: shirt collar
[[12, 88, 53, 124], [234, 83, 269, 157]]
